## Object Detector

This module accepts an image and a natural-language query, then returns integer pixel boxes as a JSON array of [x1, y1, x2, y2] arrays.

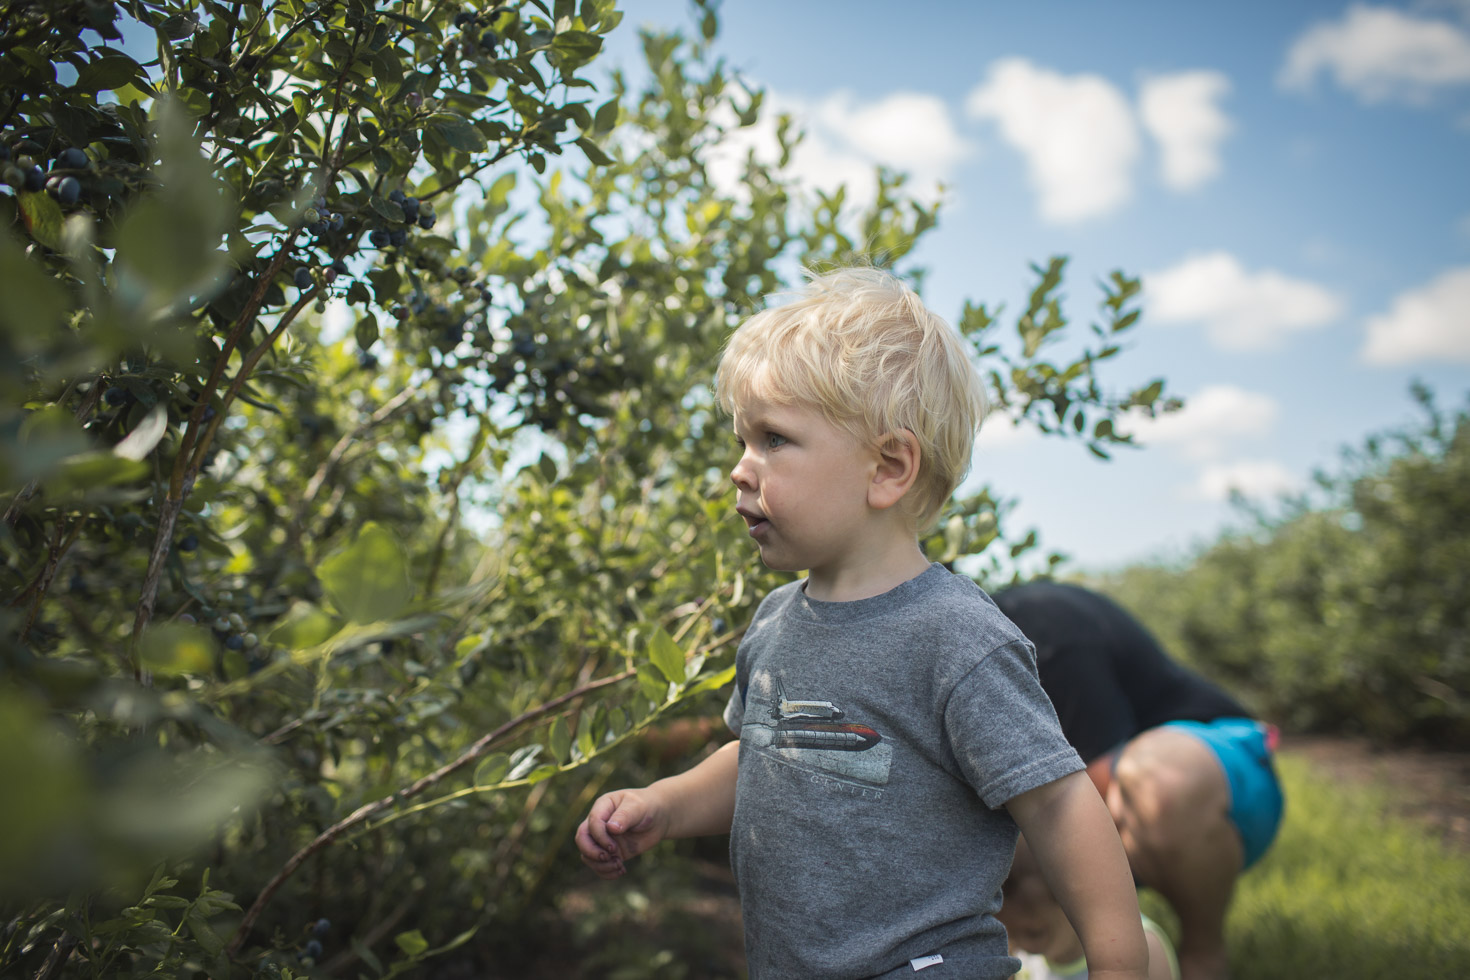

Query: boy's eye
[[765, 433, 787, 449]]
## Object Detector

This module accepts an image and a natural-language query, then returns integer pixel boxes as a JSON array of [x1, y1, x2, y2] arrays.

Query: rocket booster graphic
[[771, 721, 882, 751]]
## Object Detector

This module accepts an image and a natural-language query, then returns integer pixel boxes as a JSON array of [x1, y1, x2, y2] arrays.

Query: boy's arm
[[1008, 769, 1150, 980], [575, 739, 739, 879]]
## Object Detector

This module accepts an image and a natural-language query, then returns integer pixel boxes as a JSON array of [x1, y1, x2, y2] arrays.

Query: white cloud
[[706, 87, 970, 210], [966, 58, 1141, 223], [1146, 251, 1345, 350], [1120, 384, 1279, 461], [1361, 265, 1470, 364], [1139, 71, 1233, 191], [1191, 460, 1300, 502], [1280, 4, 1470, 103], [975, 410, 1041, 451]]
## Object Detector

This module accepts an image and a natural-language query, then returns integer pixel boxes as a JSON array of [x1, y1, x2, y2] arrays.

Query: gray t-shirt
[[723, 563, 1083, 980]]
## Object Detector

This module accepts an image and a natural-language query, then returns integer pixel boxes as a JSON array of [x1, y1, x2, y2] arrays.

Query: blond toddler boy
[[574, 268, 1148, 979]]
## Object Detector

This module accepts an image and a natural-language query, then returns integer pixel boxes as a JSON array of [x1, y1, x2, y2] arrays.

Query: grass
[[1141, 753, 1470, 978]]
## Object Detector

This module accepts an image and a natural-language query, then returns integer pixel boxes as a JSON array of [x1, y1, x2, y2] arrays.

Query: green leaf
[[351, 936, 383, 975], [473, 753, 510, 788], [74, 55, 142, 92], [139, 623, 216, 677], [355, 313, 379, 351], [686, 664, 737, 697], [370, 194, 406, 224], [648, 627, 685, 684], [637, 663, 671, 704], [429, 112, 486, 153], [395, 929, 429, 958], [18, 192, 63, 250], [547, 717, 570, 762], [267, 601, 343, 650], [593, 97, 619, 134], [113, 404, 169, 461], [574, 136, 612, 167], [317, 521, 412, 623], [551, 30, 602, 67], [0, 228, 68, 345]]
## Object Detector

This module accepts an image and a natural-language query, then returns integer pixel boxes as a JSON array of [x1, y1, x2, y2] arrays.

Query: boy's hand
[[574, 788, 670, 879]]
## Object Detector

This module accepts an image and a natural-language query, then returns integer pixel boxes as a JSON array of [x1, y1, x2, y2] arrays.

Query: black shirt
[[992, 581, 1249, 762]]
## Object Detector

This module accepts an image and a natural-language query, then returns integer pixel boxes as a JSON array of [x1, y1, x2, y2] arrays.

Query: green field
[[1138, 754, 1470, 979]]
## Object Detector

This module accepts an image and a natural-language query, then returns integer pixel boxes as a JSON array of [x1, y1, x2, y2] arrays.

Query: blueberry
[[480, 30, 497, 52], [388, 188, 406, 204], [214, 616, 231, 632], [2, 165, 22, 189], [303, 938, 323, 959], [405, 91, 423, 110], [103, 387, 129, 407], [389, 228, 407, 247], [370, 229, 390, 248], [453, 11, 474, 27], [417, 213, 435, 230], [324, 267, 338, 285], [56, 176, 81, 206], [202, 405, 217, 422], [328, 212, 344, 231], [331, 258, 349, 274], [294, 267, 313, 289], [56, 147, 87, 170], [226, 634, 244, 651], [401, 197, 420, 222], [307, 220, 326, 236], [358, 353, 378, 369], [179, 534, 199, 552], [313, 918, 330, 937], [23, 165, 45, 192]]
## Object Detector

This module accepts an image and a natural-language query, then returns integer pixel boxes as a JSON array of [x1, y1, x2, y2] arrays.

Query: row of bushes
[[1096, 386, 1470, 747]]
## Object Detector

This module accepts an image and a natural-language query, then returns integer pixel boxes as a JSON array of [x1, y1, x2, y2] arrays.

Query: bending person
[[993, 581, 1284, 980]]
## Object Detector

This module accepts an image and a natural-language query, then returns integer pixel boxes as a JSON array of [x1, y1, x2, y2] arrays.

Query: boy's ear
[[869, 430, 921, 511]]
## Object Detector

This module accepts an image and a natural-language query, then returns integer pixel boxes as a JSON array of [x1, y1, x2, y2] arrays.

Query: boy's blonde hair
[[715, 267, 988, 531]]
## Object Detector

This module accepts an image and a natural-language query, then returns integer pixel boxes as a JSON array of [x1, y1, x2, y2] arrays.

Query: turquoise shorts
[[1161, 717, 1284, 869]]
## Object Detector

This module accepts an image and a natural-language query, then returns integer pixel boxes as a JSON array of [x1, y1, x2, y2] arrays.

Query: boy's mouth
[[737, 507, 769, 536]]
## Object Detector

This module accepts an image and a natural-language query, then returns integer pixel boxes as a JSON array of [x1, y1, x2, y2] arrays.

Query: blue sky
[[600, 0, 1470, 571]]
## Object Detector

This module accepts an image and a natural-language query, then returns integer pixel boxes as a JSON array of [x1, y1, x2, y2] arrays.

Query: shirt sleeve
[[943, 639, 1084, 809]]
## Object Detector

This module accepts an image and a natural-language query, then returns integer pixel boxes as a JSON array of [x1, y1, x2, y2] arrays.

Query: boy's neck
[[804, 536, 931, 603]]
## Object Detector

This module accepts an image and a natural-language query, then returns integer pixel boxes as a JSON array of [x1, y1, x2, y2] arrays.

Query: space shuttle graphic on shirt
[[768, 683, 883, 752]]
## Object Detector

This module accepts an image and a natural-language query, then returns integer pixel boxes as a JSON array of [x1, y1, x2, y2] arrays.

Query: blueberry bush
[[1, 1, 1169, 976], [1097, 385, 1470, 748]]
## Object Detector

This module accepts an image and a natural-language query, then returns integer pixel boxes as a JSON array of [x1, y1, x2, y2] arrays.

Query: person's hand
[[573, 787, 670, 879]]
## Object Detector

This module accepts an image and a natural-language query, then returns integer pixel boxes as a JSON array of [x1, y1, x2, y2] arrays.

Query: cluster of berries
[[369, 187, 437, 249], [1, 144, 88, 206]]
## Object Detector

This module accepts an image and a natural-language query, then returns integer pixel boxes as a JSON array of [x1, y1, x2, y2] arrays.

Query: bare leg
[[1106, 727, 1242, 980]]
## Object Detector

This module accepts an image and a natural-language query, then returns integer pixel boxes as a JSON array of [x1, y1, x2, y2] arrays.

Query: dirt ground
[[1278, 734, 1470, 852]]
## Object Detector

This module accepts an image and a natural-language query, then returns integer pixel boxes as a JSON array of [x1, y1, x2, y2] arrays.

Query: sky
[[598, 0, 1470, 572]]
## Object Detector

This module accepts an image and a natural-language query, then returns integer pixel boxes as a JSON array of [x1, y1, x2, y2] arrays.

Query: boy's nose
[[730, 453, 756, 491]]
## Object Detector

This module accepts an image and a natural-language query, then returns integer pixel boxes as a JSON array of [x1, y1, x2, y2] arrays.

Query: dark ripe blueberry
[[313, 918, 331, 937], [358, 353, 378, 369], [103, 387, 129, 407], [307, 220, 327, 236], [56, 176, 81, 206], [480, 30, 497, 52], [331, 258, 349, 274], [294, 267, 313, 289], [417, 213, 435, 230], [328, 212, 344, 231], [202, 405, 217, 422], [389, 228, 407, 247], [388, 188, 406, 204], [479, 288, 493, 302], [324, 267, 338, 284], [23, 165, 45, 192], [453, 11, 474, 27], [179, 534, 199, 552], [370, 229, 390, 248], [68, 571, 87, 594], [405, 91, 423, 110], [226, 634, 244, 651], [391, 305, 408, 321], [401, 197, 420, 221], [57, 148, 87, 169], [513, 337, 536, 357], [303, 939, 323, 959]]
